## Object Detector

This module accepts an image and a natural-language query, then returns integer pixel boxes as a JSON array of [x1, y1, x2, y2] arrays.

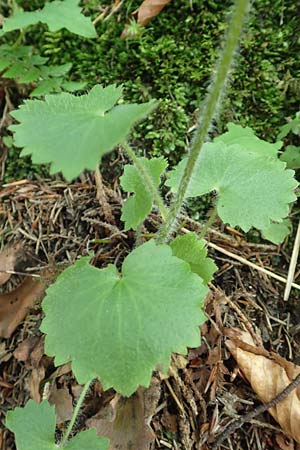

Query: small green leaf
[[29, 79, 62, 96], [261, 219, 291, 244], [62, 81, 87, 92], [2, 0, 97, 38], [6, 400, 109, 450], [280, 146, 300, 169], [41, 62, 72, 77], [3, 61, 25, 78], [170, 233, 217, 284], [41, 240, 208, 396], [166, 142, 297, 232], [278, 113, 300, 140], [120, 157, 167, 230], [10, 85, 156, 180], [3, 135, 13, 147], [18, 67, 41, 83], [215, 122, 282, 158], [0, 57, 11, 71]]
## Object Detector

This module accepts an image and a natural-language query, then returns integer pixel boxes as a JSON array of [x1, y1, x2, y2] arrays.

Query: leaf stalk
[[59, 379, 93, 448]]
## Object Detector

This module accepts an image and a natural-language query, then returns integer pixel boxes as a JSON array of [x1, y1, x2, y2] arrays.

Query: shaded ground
[[1, 178, 300, 450]]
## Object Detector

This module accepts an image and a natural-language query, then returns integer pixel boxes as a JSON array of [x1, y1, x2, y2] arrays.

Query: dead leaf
[[49, 384, 73, 424], [225, 328, 300, 443], [13, 336, 40, 362], [0, 277, 46, 338], [27, 365, 45, 402], [276, 433, 295, 450], [87, 388, 154, 450], [136, 0, 171, 26], [0, 244, 22, 285]]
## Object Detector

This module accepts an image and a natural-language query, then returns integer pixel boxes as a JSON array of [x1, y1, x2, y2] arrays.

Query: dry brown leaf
[[0, 277, 46, 338], [87, 388, 154, 450], [225, 328, 300, 443], [13, 336, 40, 362], [49, 384, 73, 424], [0, 244, 22, 285], [136, 0, 171, 26], [27, 365, 45, 402]]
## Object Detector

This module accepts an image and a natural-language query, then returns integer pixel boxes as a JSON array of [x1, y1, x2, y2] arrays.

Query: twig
[[284, 219, 300, 301], [211, 373, 300, 449], [94, 166, 115, 224]]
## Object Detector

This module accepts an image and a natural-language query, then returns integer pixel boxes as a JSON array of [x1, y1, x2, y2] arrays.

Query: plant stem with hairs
[[157, 0, 250, 243]]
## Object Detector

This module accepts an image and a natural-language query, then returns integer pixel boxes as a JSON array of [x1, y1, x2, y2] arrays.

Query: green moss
[[3, 0, 300, 184]]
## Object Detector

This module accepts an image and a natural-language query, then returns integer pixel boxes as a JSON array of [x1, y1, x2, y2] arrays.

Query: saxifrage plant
[[4, 0, 299, 448]]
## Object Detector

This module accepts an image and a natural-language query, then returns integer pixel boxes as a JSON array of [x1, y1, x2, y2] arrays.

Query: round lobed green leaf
[[40, 240, 208, 396], [166, 142, 298, 232], [9, 84, 156, 180]]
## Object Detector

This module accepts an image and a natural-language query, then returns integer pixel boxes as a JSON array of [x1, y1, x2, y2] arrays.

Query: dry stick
[[207, 240, 300, 291], [284, 219, 300, 301], [94, 165, 115, 224], [211, 373, 300, 449]]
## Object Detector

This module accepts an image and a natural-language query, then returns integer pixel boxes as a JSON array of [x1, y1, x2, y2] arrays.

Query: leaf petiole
[[59, 379, 93, 448]]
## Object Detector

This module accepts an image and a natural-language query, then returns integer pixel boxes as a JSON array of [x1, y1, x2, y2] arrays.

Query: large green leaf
[[2, 0, 96, 38], [40, 240, 208, 396], [215, 122, 282, 157], [170, 233, 217, 284], [6, 400, 109, 450], [166, 142, 297, 232], [120, 157, 167, 230], [10, 85, 156, 180]]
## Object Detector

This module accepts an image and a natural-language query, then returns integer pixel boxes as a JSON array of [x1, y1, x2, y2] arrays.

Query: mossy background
[[2, 0, 300, 184]]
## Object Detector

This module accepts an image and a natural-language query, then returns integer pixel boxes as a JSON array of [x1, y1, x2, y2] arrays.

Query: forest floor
[[1, 175, 300, 450], [1, 1, 300, 449]]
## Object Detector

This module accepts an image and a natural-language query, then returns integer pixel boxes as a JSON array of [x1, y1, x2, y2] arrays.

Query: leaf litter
[[1, 178, 300, 449]]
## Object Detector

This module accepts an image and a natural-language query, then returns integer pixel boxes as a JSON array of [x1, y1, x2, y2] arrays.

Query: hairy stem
[[198, 206, 218, 240], [59, 379, 93, 447], [157, 0, 250, 243], [122, 141, 168, 221]]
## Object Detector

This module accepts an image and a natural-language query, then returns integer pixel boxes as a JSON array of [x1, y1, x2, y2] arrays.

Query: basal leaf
[[166, 142, 297, 232], [6, 400, 109, 450], [280, 145, 300, 169], [170, 233, 217, 284], [2, 0, 96, 38], [214, 123, 281, 157], [10, 85, 156, 180], [120, 157, 167, 229], [261, 219, 291, 244], [41, 240, 208, 396]]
